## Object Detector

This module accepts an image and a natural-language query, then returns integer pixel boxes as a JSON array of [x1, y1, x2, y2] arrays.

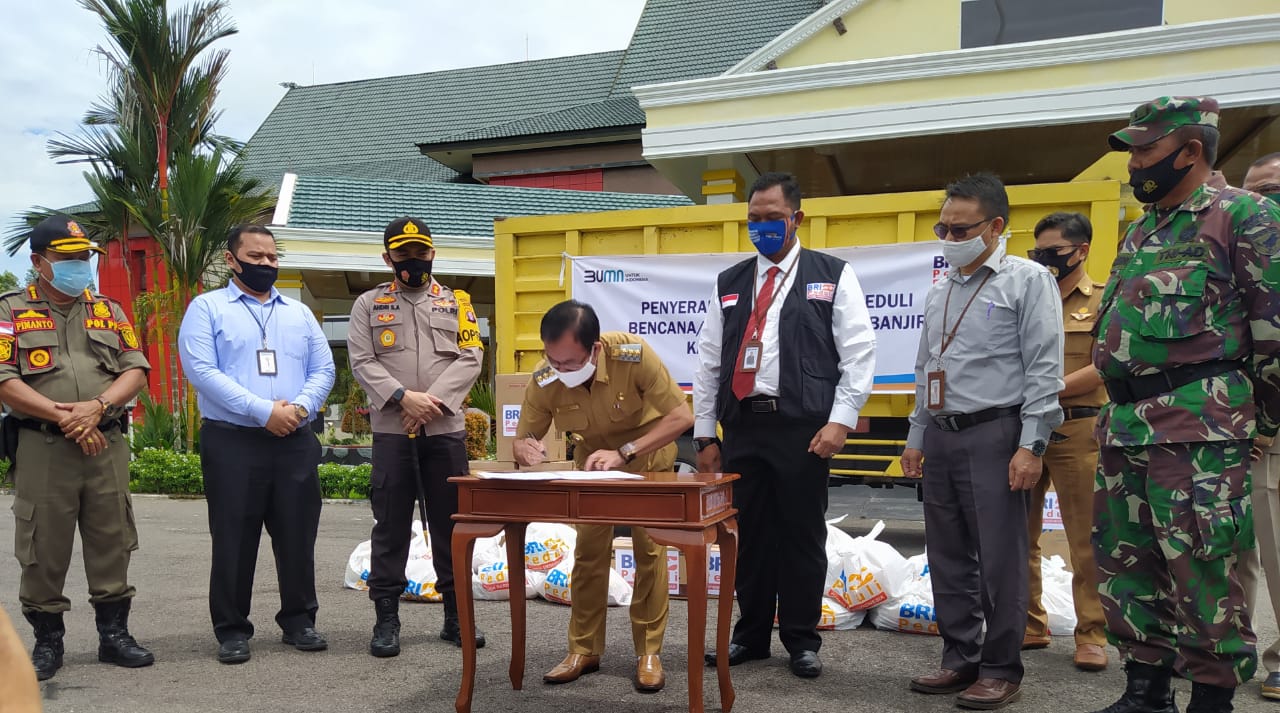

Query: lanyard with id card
[[929, 271, 994, 410], [738, 260, 797, 374], [241, 299, 278, 375]]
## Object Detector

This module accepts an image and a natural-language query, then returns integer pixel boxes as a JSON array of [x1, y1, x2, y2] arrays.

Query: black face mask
[[1029, 247, 1083, 282], [392, 257, 432, 288], [1129, 143, 1193, 203], [232, 257, 278, 293]]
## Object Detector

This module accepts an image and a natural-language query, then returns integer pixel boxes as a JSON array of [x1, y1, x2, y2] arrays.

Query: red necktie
[[732, 266, 781, 401]]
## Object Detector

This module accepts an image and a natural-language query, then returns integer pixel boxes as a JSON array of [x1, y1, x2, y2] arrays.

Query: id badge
[[739, 340, 762, 373], [926, 370, 945, 410], [257, 349, 278, 376]]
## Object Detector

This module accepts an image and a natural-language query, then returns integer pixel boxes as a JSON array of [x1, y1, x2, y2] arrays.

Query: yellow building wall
[[649, 42, 1280, 130], [777, 0, 958, 68], [773, 0, 1277, 70]]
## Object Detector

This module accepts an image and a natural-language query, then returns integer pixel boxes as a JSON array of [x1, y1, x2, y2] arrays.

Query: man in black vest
[[693, 172, 877, 678]]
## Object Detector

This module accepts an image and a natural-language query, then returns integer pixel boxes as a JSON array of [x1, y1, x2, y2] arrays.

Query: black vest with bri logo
[[716, 248, 844, 425]]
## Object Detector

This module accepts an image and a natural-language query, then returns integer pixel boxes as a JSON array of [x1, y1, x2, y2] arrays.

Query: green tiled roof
[[240, 0, 823, 184], [286, 175, 692, 237], [424, 97, 646, 148]]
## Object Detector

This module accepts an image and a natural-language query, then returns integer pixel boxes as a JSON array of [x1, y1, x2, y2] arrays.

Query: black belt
[[932, 405, 1021, 433], [202, 418, 307, 437], [1062, 406, 1100, 421], [13, 416, 125, 434], [740, 396, 780, 413], [1104, 360, 1243, 405]]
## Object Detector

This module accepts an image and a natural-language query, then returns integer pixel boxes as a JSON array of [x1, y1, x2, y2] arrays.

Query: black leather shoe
[[789, 650, 822, 678], [704, 643, 770, 666], [1263, 671, 1280, 700], [370, 597, 401, 658], [282, 627, 328, 651], [217, 639, 251, 664]]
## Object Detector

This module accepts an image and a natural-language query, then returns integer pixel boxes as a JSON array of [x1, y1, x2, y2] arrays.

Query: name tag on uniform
[[257, 349, 278, 376], [739, 340, 762, 373], [926, 370, 945, 410]]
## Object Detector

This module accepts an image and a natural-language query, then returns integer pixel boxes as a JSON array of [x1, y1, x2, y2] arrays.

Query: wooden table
[[449, 471, 739, 713]]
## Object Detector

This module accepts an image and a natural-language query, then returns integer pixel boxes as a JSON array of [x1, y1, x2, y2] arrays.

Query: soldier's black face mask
[[392, 257, 432, 288], [1129, 143, 1193, 203]]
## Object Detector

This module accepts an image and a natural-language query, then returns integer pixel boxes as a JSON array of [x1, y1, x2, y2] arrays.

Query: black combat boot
[[94, 600, 155, 668], [24, 610, 64, 681], [369, 596, 401, 658], [1090, 661, 1179, 713], [1186, 682, 1234, 713], [440, 591, 485, 648]]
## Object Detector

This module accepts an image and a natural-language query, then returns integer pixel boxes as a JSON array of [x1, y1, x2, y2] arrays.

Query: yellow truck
[[494, 156, 1139, 487]]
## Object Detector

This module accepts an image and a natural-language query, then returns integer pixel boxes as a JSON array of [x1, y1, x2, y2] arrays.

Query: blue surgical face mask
[[42, 256, 94, 297], [747, 214, 794, 256]]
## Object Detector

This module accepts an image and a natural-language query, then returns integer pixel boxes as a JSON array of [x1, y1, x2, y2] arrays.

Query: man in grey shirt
[[901, 173, 1064, 711]]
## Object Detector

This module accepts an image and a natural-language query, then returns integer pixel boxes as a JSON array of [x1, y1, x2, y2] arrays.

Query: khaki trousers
[[1026, 415, 1107, 646], [1238, 444, 1280, 673]]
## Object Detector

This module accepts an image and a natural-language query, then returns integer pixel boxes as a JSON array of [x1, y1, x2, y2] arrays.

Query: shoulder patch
[[611, 343, 642, 363], [534, 366, 558, 387]]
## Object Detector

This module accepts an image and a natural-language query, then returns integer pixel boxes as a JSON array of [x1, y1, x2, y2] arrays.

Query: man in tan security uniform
[[348, 216, 484, 658], [2, 216, 152, 681], [1022, 212, 1110, 671], [514, 299, 694, 693]]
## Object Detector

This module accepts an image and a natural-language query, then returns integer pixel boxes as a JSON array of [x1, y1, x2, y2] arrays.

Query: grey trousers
[[1238, 444, 1280, 674], [922, 413, 1029, 683]]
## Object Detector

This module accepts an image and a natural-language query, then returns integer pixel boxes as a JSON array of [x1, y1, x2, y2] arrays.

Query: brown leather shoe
[[956, 678, 1021, 710], [543, 653, 601, 684], [1073, 643, 1108, 671], [1022, 632, 1051, 650], [634, 654, 664, 692], [910, 668, 979, 694]]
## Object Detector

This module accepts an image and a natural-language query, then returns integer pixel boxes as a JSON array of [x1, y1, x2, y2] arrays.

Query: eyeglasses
[[1027, 245, 1079, 261], [932, 218, 994, 240], [545, 346, 595, 372]]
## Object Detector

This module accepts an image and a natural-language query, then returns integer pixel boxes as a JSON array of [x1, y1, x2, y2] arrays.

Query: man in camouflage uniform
[[3, 216, 153, 681], [1092, 96, 1280, 713]]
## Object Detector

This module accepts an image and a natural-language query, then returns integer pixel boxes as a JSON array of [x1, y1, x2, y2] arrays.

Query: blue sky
[[0, 0, 647, 280]]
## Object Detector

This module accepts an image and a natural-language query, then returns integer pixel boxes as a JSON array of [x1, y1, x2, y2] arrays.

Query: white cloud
[[0, 0, 646, 276]]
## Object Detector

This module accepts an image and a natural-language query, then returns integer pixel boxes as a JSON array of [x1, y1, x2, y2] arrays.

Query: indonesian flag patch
[[720, 293, 739, 309]]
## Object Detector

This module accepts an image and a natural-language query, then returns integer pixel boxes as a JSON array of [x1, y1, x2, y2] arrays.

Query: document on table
[[473, 470, 645, 481]]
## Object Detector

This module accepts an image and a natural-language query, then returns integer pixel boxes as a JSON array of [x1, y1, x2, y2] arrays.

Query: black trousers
[[922, 413, 1028, 683], [367, 431, 469, 602], [722, 410, 829, 654], [200, 421, 322, 643]]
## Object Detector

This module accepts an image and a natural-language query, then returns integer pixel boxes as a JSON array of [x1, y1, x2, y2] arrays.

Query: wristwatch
[[1023, 440, 1048, 457], [293, 403, 309, 420], [618, 441, 639, 464], [693, 437, 720, 453], [390, 387, 406, 405]]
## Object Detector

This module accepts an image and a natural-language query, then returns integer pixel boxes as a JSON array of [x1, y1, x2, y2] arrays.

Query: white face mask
[[555, 360, 596, 388], [941, 232, 990, 269]]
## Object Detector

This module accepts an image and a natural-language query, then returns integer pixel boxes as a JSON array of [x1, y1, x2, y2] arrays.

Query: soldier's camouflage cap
[[1108, 96, 1220, 151]]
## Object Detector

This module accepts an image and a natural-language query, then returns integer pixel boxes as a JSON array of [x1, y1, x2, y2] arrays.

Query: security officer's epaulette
[[0, 288, 26, 302], [533, 366, 557, 388], [611, 343, 642, 363]]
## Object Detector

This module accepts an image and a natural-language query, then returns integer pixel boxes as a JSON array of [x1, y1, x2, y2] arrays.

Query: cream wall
[[774, 0, 1278, 70]]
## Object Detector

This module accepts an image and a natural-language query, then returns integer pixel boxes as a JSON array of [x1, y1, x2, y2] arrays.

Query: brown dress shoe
[[1073, 643, 1108, 671], [956, 678, 1021, 710], [634, 654, 664, 692], [1022, 632, 1051, 650], [910, 668, 979, 694], [543, 653, 601, 684]]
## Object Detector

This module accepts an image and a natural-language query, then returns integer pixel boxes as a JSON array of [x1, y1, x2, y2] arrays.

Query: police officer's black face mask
[[392, 258, 432, 289]]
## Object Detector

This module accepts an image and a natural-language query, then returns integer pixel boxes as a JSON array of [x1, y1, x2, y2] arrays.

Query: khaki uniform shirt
[[1061, 275, 1106, 410], [348, 279, 483, 435], [517, 332, 687, 469], [0, 284, 149, 412]]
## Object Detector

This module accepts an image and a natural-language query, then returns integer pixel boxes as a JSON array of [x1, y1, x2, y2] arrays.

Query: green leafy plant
[[341, 383, 371, 436], [317, 462, 372, 499], [131, 392, 179, 452], [128, 448, 203, 494], [466, 381, 495, 419]]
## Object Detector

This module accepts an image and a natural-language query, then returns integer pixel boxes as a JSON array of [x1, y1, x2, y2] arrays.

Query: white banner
[[570, 242, 947, 394]]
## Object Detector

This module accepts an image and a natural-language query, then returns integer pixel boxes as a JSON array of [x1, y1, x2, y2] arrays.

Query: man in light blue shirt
[[178, 224, 334, 665]]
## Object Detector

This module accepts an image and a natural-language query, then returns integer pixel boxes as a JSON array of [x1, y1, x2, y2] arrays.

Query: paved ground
[[2, 487, 1277, 713]]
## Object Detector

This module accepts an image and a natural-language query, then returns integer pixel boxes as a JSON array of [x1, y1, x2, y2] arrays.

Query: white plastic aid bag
[[344, 540, 372, 591], [402, 520, 441, 602], [870, 569, 940, 636], [1041, 555, 1078, 636], [817, 597, 865, 631], [473, 560, 543, 601], [524, 523, 577, 572], [539, 553, 633, 607], [825, 520, 914, 612]]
